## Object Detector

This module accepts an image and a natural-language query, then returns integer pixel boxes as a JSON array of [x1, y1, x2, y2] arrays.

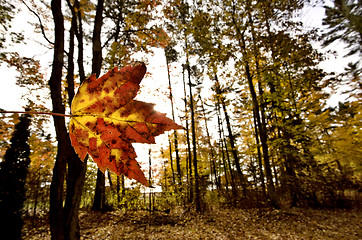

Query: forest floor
[[23, 206, 362, 239]]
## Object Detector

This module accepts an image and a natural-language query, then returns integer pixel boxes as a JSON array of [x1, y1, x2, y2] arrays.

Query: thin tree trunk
[[186, 58, 201, 212], [168, 137, 176, 185], [244, 58, 276, 204], [148, 148, 153, 212], [223, 136, 237, 199], [249, 17, 267, 199], [121, 175, 125, 198], [182, 64, 193, 203], [163, 165, 168, 191], [217, 112, 231, 198], [214, 75, 247, 196], [116, 176, 120, 207], [107, 171, 114, 192], [198, 94, 219, 190], [215, 87, 236, 199], [165, 54, 182, 184], [252, 109, 266, 198]]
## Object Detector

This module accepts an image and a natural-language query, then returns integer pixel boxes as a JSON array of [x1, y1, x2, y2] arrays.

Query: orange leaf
[[69, 62, 183, 186]]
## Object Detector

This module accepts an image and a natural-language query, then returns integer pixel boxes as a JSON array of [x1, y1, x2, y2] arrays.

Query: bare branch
[[0, 110, 72, 118], [21, 0, 54, 46]]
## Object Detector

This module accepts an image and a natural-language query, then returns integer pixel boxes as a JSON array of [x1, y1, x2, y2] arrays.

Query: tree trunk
[[91, 0, 106, 212], [92, 170, 106, 211], [198, 94, 219, 190], [168, 137, 176, 185], [107, 171, 114, 192], [165, 54, 182, 185], [63, 1, 89, 237], [252, 109, 266, 198], [244, 57, 276, 204], [214, 75, 247, 196], [92, 0, 104, 76], [182, 64, 193, 203], [249, 19, 267, 199], [116, 176, 120, 207], [148, 148, 153, 212], [186, 58, 201, 212], [49, 0, 67, 239], [63, 153, 87, 240], [217, 112, 230, 197]]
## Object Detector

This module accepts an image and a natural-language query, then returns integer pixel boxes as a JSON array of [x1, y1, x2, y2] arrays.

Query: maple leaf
[[69, 62, 183, 187]]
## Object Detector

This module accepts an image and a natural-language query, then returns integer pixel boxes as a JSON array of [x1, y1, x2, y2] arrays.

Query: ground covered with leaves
[[23, 207, 362, 239]]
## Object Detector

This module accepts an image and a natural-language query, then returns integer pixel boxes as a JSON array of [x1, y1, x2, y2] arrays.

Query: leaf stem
[[0, 111, 72, 118]]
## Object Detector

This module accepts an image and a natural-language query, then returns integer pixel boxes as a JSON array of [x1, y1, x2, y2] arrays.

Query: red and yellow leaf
[[69, 62, 182, 186]]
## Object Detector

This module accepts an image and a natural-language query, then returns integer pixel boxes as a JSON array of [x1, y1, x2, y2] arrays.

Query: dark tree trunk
[[116, 176, 120, 206], [92, 0, 104, 76], [63, 153, 87, 240], [49, 0, 67, 239], [186, 59, 201, 212], [92, 170, 106, 211], [216, 112, 231, 197], [224, 136, 237, 199], [182, 64, 193, 203], [91, 0, 108, 212], [252, 109, 266, 198], [63, 1, 89, 238]]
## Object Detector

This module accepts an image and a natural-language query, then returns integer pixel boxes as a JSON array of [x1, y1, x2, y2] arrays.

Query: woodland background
[[0, 0, 361, 239]]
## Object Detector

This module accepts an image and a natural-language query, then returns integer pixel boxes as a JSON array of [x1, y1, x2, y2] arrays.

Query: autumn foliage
[[69, 62, 183, 186]]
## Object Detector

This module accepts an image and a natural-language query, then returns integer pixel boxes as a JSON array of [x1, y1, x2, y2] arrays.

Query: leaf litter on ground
[[23, 206, 362, 239]]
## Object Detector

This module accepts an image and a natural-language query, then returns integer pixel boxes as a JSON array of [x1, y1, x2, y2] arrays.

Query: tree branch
[[21, 0, 54, 46], [0, 111, 72, 118]]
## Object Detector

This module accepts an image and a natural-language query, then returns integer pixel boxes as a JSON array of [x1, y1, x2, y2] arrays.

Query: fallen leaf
[[69, 62, 182, 186]]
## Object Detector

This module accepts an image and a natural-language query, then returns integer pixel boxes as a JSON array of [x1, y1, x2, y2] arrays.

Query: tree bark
[[91, 0, 106, 212], [63, 1, 89, 238], [49, 0, 67, 239], [92, 170, 106, 211], [92, 0, 104, 76]]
